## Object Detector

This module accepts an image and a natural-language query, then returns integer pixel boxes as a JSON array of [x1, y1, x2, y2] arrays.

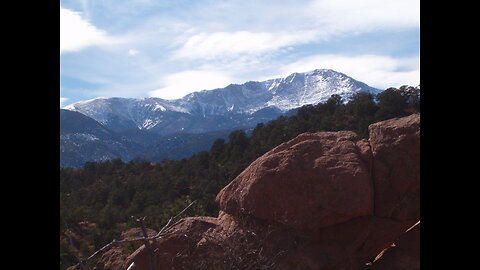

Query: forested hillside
[[60, 86, 419, 269]]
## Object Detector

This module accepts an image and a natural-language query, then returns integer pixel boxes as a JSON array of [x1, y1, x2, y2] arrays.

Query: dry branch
[[71, 200, 197, 270]]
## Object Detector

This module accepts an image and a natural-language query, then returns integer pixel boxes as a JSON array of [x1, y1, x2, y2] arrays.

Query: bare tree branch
[[71, 200, 197, 269]]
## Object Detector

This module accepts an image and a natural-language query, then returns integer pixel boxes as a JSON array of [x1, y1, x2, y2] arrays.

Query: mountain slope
[[60, 109, 251, 168], [60, 109, 145, 168], [63, 69, 381, 135]]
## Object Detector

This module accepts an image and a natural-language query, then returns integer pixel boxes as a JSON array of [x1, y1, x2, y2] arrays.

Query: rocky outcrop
[[216, 131, 374, 235], [120, 114, 420, 270]]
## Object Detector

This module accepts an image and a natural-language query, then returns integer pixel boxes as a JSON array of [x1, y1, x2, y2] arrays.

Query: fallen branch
[[71, 200, 197, 270]]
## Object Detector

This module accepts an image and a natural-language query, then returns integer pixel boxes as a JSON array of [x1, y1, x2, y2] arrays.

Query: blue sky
[[60, 0, 420, 107]]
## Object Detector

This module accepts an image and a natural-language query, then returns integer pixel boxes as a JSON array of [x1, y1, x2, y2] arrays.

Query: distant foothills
[[60, 69, 417, 168]]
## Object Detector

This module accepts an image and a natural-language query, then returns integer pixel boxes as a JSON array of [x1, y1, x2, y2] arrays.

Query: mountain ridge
[[60, 109, 144, 168], [63, 69, 381, 135], [60, 69, 383, 168]]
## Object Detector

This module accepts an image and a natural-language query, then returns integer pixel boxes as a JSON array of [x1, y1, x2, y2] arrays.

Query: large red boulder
[[216, 131, 374, 234]]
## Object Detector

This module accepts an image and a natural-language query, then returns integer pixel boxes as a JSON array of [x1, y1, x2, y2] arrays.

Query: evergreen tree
[[347, 92, 379, 137], [375, 88, 409, 121]]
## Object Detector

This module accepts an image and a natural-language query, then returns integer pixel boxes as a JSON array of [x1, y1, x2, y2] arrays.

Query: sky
[[60, 0, 420, 107]]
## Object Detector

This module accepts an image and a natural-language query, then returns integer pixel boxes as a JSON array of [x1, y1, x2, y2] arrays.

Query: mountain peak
[[64, 69, 381, 134]]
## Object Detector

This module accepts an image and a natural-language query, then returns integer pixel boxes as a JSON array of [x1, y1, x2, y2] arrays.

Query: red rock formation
[[120, 114, 420, 270], [216, 131, 374, 235]]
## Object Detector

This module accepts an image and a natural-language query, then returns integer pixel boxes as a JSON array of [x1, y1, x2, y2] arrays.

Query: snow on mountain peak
[[64, 69, 381, 132]]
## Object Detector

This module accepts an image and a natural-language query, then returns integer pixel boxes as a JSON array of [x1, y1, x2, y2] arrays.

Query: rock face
[[216, 131, 374, 234], [369, 114, 420, 220], [117, 114, 420, 270]]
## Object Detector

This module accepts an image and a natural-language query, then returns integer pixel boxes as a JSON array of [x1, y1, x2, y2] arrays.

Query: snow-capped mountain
[[63, 69, 381, 136]]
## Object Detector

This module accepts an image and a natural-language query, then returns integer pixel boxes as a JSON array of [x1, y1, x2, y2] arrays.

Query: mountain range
[[61, 69, 382, 168]]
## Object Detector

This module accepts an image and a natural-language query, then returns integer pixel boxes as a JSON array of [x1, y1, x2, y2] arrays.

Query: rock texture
[[216, 131, 374, 235], [104, 114, 420, 270], [369, 114, 420, 221]]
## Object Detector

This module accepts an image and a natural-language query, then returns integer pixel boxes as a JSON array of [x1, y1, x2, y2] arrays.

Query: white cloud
[[60, 6, 113, 53], [148, 70, 236, 100], [128, 49, 139, 56], [171, 0, 419, 61], [277, 54, 419, 89], [308, 0, 420, 32], [172, 30, 319, 60]]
